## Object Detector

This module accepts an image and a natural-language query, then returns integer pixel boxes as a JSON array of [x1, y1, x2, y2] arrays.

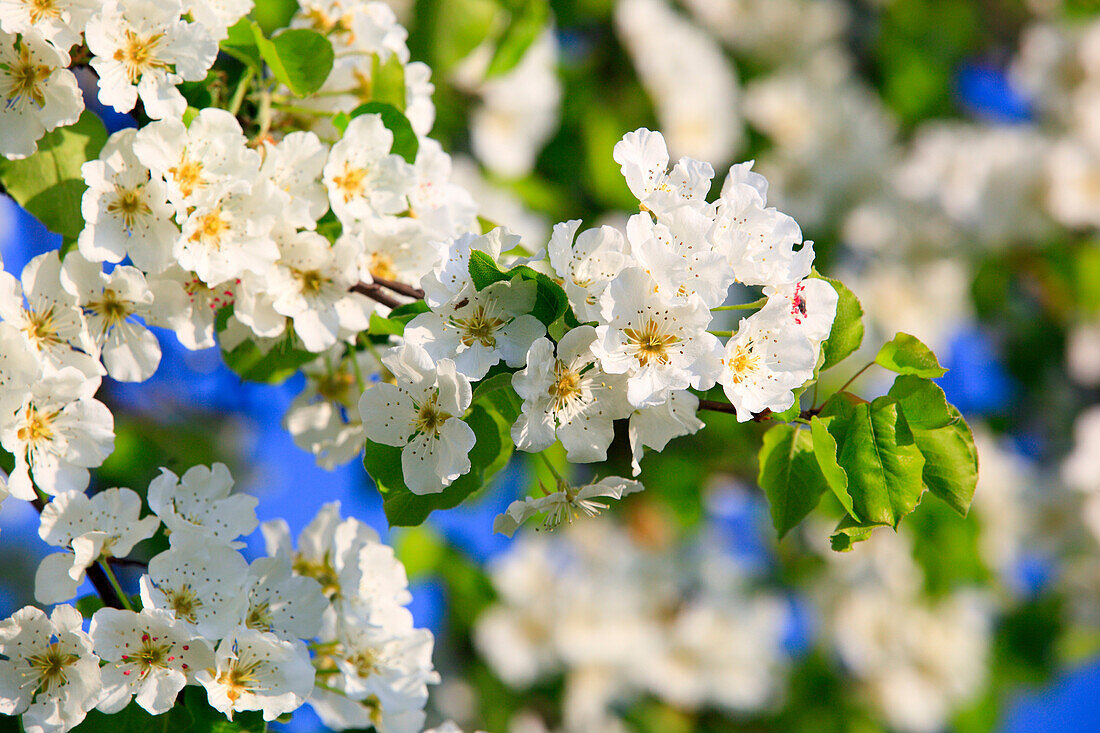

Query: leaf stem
[[836, 360, 875, 395], [711, 297, 767, 312], [537, 452, 567, 489], [227, 66, 255, 116], [99, 560, 134, 611]]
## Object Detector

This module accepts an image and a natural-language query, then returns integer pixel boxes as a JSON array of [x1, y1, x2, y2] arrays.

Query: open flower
[[0, 29, 83, 159], [493, 477, 644, 537], [139, 532, 249, 639], [78, 128, 178, 274], [0, 365, 114, 500], [358, 343, 476, 494], [197, 629, 315, 722], [547, 220, 632, 324], [716, 304, 816, 421], [511, 327, 630, 462], [404, 277, 545, 380], [613, 127, 714, 218], [35, 487, 159, 604], [592, 267, 722, 408], [146, 462, 258, 546], [323, 112, 416, 224], [0, 605, 100, 733], [86, 0, 217, 120], [90, 607, 214, 715]]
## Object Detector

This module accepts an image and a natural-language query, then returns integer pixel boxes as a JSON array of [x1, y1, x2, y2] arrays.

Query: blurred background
[[6, 0, 1100, 730]]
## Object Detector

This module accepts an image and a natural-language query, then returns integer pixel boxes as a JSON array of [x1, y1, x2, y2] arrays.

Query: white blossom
[[323, 113, 416, 224], [592, 267, 722, 408], [140, 532, 250, 639], [89, 607, 214, 715], [242, 555, 328, 641], [146, 462, 259, 546], [35, 487, 159, 604], [78, 128, 178, 273], [613, 128, 714, 219], [511, 327, 629, 462], [0, 29, 82, 160], [59, 253, 169, 382], [358, 343, 476, 495], [0, 605, 100, 733], [86, 0, 218, 120], [404, 277, 545, 380], [494, 477, 644, 537], [716, 304, 816, 421], [197, 629, 314, 721], [0, 0, 97, 57], [547, 220, 632, 324], [1, 365, 114, 500]]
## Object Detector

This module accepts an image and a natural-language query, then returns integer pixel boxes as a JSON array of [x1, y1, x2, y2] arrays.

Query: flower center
[[162, 583, 203, 623], [189, 209, 230, 248], [120, 633, 176, 679], [217, 657, 264, 704], [16, 405, 56, 445], [26, 642, 79, 695], [293, 552, 341, 598], [89, 288, 133, 327], [27, 0, 60, 24], [452, 305, 508, 348], [21, 304, 63, 349], [727, 343, 761, 384], [368, 252, 398, 281], [333, 164, 368, 203], [413, 393, 451, 436], [348, 648, 379, 679], [4, 42, 51, 109], [168, 155, 204, 199], [245, 600, 273, 632], [294, 268, 328, 296], [624, 320, 680, 367], [106, 185, 152, 232], [317, 371, 355, 403], [547, 360, 584, 413], [112, 29, 167, 84]]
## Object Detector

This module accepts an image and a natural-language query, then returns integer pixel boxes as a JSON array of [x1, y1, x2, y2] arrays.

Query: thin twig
[[350, 282, 401, 309], [370, 276, 425, 300]]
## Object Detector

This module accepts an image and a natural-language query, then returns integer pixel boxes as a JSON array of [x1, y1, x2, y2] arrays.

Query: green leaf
[[347, 102, 419, 164], [467, 249, 568, 326], [221, 18, 262, 69], [0, 111, 107, 246], [757, 424, 828, 538], [875, 332, 947, 378], [371, 401, 516, 527], [818, 277, 863, 371], [823, 393, 927, 528], [219, 328, 316, 385], [370, 52, 407, 111], [888, 375, 977, 516], [426, 0, 500, 74], [810, 416, 855, 519], [830, 514, 876, 552], [253, 24, 334, 97], [74, 594, 104, 620], [72, 690, 266, 732], [369, 312, 406, 337], [485, 0, 549, 79]]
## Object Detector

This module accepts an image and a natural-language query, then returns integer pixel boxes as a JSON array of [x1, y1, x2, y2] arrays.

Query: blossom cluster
[[358, 127, 837, 514], [0, 464, 438, 733], [473, 519, 790, 732]]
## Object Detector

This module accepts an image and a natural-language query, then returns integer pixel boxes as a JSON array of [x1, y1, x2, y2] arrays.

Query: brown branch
[[370, 276, 425, 300], [350, 282, 401, 309]]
